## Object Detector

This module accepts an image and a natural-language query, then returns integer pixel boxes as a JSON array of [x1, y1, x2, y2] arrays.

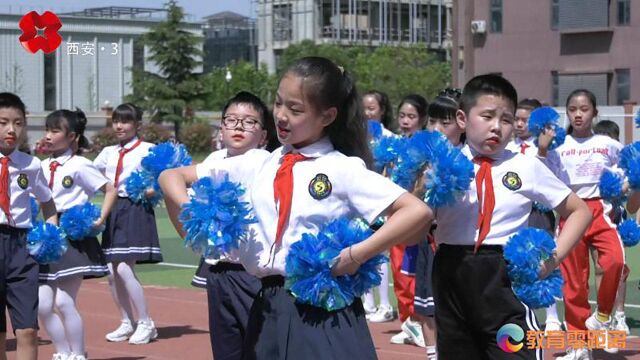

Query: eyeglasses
[[221, 116, 262, 130]]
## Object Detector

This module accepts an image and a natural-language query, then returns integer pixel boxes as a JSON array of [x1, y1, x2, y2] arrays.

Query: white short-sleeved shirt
[[506, 136, 568, 184], [196, 137, 407, 277], [42, 149, 108, 212], [434, 145, 571, 247], [555, 134, 623, 199], [201, 148, 228, 167], [93, 137, 154, 197], [1, 150, 52, 228]]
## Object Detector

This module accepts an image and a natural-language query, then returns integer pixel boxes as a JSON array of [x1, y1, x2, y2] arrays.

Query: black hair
[[594, 120, 620, 141], [459, 74, 518, 115], [222, 91, 279, 152], [428, 95, 459, 120], [398, 94, 429, 121], [112, 103, 142, 123], [363, 90, 394, 130], [284, 57, 372, 168], [565, 89, 598, 135], [517, 98, 542, 111], [0, 92, 26, 117], [45, 108, 90, 154]]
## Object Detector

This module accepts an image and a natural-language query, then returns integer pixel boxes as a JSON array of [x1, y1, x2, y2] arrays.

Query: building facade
[[256, 0, 452, 73], [453, 0, 638, 106], [203, 11, 257, 71], [0, 6, 202, 113]]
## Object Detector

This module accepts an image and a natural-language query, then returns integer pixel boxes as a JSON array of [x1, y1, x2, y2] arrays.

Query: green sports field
[[123, 203, 640, 336]]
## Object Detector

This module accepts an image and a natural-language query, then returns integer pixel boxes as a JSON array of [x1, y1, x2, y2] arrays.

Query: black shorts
[[0, 226, 39, 333], [433, 244, 542, 360], [414, 239, 435, 317]]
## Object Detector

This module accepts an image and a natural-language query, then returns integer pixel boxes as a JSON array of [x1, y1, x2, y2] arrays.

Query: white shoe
[[369, 305, 395, 323], [52, 353, 69, 360], [401, 319, 426, 348], [390, 330, 412, 345], [545, 319, 563, 336], [584, 312, 618, 353], [555, 347, 592, 360], [105, 319, 134, 342], [68, 354, 87, 360], [612, 311, 631, 335], [364, 305, 377, 320], [128, 318, 158, 344]]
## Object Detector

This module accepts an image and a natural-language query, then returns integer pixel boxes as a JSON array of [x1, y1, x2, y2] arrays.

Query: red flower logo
[[18, 11, 62, 54]]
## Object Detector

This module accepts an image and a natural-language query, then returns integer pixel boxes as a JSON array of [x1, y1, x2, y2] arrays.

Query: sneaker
[[401, 319, 426, 348], [52, 354, 69, 360], [68, 354, 87, 360], [369, 305, 395, 323], [105, 319, 134, 342], [555, 348, 592, 360], [364, 305, 377, 320], [128, 319, 158, 345], [585, 312, 618, 354], [390, 330, 412, 345], [612, 312, 631, 336], [545, 319, 563, 336]]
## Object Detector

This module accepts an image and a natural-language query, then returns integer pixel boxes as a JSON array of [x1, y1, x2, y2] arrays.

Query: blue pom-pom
[[125, 170, 162, 208], [390, 131, 443, 190], [618, 219, 640, 247], [285, 217, 387, 311], [371, 135, 403, 173], [27, 221, 67, 264], [180, 176, 256, 257], [533, 202, 552, 213], [619, 142, 640, 190], [424, 140, 474, 208], [368, 120, 383, 140], [513, 269, 563, 309], [59, 203, 103, 241], [598, 169, 624, 202], [504, 228, 564, 309], [141, 142, 192, 177], [30, 197, 39, 224], [528, 107, 566, 150]]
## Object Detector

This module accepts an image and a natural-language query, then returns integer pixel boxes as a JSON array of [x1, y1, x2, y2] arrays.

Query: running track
[[6, 280, 640, 359]]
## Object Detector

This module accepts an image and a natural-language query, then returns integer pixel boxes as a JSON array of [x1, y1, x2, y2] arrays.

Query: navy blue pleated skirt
[[39, 236, 108, 282], [243, 276, 378, 360], [101, 197, 162, 264]]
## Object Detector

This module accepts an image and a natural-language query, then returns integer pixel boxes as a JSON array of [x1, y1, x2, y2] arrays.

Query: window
[[551, 0, 559, 30], [44, 54, 56, 111], [273, 4, 292, 41], [490, 0, 502, 32], [617, 0, 630, 25], [616, 69, 630, 105], [133, 40, 144, 72]]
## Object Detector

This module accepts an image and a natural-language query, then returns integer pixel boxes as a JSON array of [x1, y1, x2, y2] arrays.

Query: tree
[[275, 40, 360, 76], [126, 0, 205, 138], [204, 61, 277, 110]]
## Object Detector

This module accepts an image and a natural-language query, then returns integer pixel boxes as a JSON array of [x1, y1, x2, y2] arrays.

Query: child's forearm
[[99, 183, 118, 221], [554, 193, 592, 263], [627, 190, 640, 214], [352, 193, 433, 263], [41, 199, 58, 225], [158, 167, 194, 237]]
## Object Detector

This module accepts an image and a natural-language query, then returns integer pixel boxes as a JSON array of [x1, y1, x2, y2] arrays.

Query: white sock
[[56, 276, 84, 355], [545, 303, 559, 323], [426, 345, 437, 360], [38, 284, 71, 354], [117, 261, 150, 321], [378, 263, 391, 308], [107, 262, 135, 322], [363, 290, 376, 311]]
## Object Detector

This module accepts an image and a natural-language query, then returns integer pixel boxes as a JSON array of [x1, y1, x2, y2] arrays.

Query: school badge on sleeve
[[17, 173, 29, 189], [502, 172, 522, 191], [308, 173, 332, 200], [62, 176, 74, 188]]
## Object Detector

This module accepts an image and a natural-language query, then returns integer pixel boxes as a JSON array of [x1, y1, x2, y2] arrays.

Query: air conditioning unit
[[471, 20, 486, 34]]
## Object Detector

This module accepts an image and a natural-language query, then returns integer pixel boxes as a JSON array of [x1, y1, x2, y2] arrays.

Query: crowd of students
[[0, 56, 638, 360]]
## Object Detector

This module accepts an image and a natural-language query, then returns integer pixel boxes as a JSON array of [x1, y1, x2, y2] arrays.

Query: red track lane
[[5, 280, 639, 359]]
